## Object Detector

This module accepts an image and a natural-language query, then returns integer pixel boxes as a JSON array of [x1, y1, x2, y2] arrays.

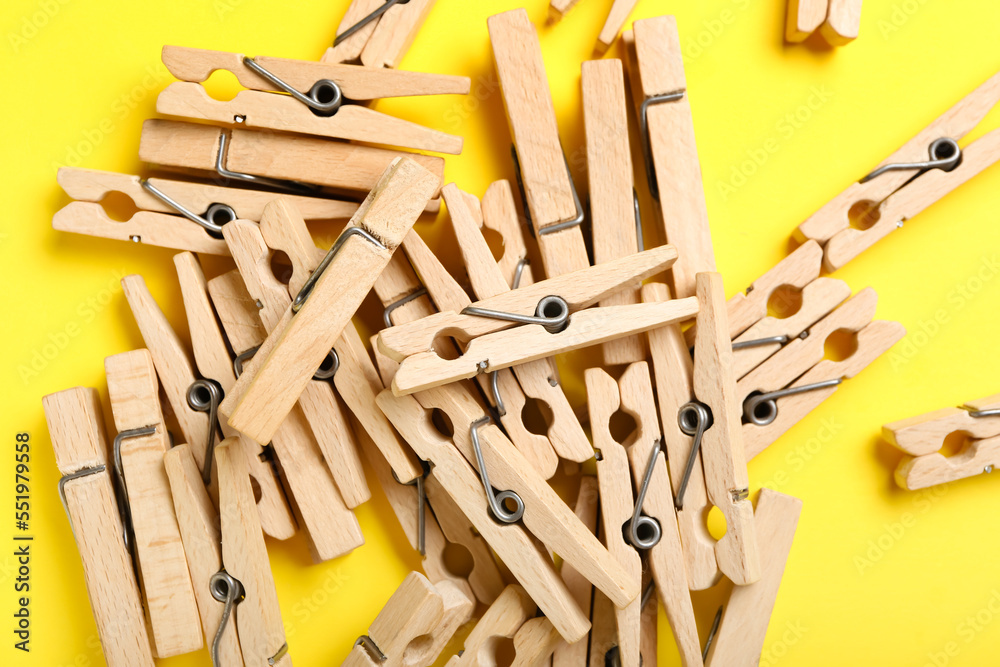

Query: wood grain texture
[[626, 17, 715, 299], [582, 58, 645, 365], [705, 489, 802, 667], [217, 440, 292, 666], [552, 477, 598, 667], [157, 82, 463, 154], [139, 120, 444, 196], [378, 245, 677, 359], [391, 299, 698, 396], [597, 0, 639, 53], [323, 0, 385, 63], [642, 283, 719, 591], [786, 0, 827, 41], [361, 0, 437, 69], [819, 0, 862, 45], [896, 436, 1000, 490], [489, 8, 590, 277], [43, 387, 155, 667], [511, 617, 562, 667], [164, 444, 244, 667], [226, 157, 437, 444], [105, 350, 203, 658], [449, 585, 535, 667], [377, 390, 590, 642], [692, 273, 760, 587], [163, 45, 469, 98], [53, 202, 230, 254]]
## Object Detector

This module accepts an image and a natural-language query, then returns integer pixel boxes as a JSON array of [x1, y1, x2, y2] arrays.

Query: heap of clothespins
[[43, 2, 1000, 666]]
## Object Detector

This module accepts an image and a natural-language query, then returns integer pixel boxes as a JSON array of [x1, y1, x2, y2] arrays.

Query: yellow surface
[[2, 0, 1000, 665]]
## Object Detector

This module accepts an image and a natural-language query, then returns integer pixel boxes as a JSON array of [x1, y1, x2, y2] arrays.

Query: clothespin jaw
[[786, 0, 861, 45], [704, 489, 803, 666], [223, 157, 439, 446], [691, 273, 761, 587], [104, 349, 204, 658], [884, 396, 1000, 490], [447, 585, 535, 667], [797, 70, 1000, 272], [138, 119, 445, 200], [215, 439, 291, 666], [42, 387, 155, 667], [326, 0, 437, 69]]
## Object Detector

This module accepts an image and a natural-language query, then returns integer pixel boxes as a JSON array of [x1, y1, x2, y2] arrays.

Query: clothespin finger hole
[[430, 408, 455, 438], [940, 430, 975, 458], [520, 397, 552, 437], [823, 328, 859, 363], [766, 284, 805, 319], [269, 250, 293, 286], [608, 408, 639, 446], [97, 191, 141, 222], [705, 506, 728, 541], [487, 637, 517, 667], [847, 200, 882, 231], [481, 226, 506, 263], [441, 542, 474, 578], [402, 634, 435, 665], [429, 334, 464, 361]]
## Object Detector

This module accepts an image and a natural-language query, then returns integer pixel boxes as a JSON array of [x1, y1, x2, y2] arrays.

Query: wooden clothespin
[[642, 282, 720, 593], [222, 212, 369, 509], [104, 349, 203, 658], [884, 394, 1000, 489], [42, 387, 155, 667], [624, 16, 715, 300], [737, 288, 905, 460], [798, 70, 1000, 271], [223, 157, 438, 446], [138, 119, 444, 201], [53, 167, 357, 254], [786, 0, 862, 46], [376, 245, 688, 394], [588, 362, 704, 667], [215, 439, 292, 666], [447, 585, 535, 667], [163, 444, 244, 667], [704, 489, 803, 666], [447, 182, 594, 473], [376, 389, 591, 642], [157, 46, 465, 154], [489, 9, 591, 280], [546, 0, 638, 54], [552, 476, 598, 667], [326, 0, 436, 69], [343, 571, 473, 667], [174, 252, 297, 540], [583, 58, 647, 365], [207, 269, 364, 562]]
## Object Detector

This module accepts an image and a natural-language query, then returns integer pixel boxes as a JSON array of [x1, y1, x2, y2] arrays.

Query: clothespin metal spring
[[392, 463, 429, 555], [860, 137, 962, 184], [628, 439, 663, 550], [140, 179, 235, 238], [461, 295, 570, 335], [187, 378, 225, 484], [674, 402, 712, 510], [293, 226, 386, 312], [57, 465, 107, 539], [639, 90, 685, 200], [333, 0, 410, 47], [215, 132, 317, 195], [242, 56, 344, 116], [112, 426, 157, 563], [383, 288, 429, 328], [233, 345, 339, 382], [742, 378, 843, 426], [209, 570, 244, 667], [470, 417, 525, 523]]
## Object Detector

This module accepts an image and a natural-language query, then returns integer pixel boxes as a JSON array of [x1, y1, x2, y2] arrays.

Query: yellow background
[[2, 0, 1000, 665]]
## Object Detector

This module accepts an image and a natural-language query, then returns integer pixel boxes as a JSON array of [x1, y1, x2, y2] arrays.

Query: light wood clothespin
[[704, 489, 802, 666], [786, 0, 862, 45], [624, 16, 715, 300], [158, 46, 465, 154], [642, 282, 720, 593], [207, 269, 365, 562], [138, 119, 444, 201], [738, 288, 905, 460], [42, 387, 155, 667], [377, 389, 591, 642], [163, 444, 244, 667], [798, 70, 1000, 271], [223, 157, 438, 446], [489, 8, 592, 280], [222, 212, 369, 509], [884, 394, 1000, 489], [583, 59, 647, 365], [342, 571, 473, 667], [104, 349, 203, 658], [174, 252, 297, 541], [447, 585, 535, 667], [215, 439, 293, 666], [552, 476, 598, 667], [325, 0, 436, 68], [589, 362, 704, 667], [53, 167, 357, 255], [546, 0, 639, 54]]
